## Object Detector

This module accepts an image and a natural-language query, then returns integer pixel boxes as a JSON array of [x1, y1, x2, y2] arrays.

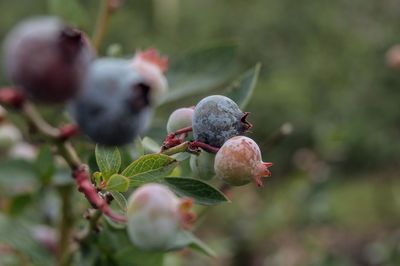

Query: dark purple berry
[[192, 95, 251, 147], [3, 16, 93, 103], [69, 58, 153, 146]]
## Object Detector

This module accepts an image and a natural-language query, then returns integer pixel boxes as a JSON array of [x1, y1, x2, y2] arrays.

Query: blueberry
[[3, 16, 93, 103], [192, 95, 251, 147], [127, 184, 195, 251], [214, 136, 273, 187], [69, 58, 153, 146], [166, 107, 194, 133]]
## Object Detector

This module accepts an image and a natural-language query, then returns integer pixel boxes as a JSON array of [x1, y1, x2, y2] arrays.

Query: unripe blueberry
[[192, 95, 251, 147], [189, 152, 215, 180], [0, 123, 22, 150], [127, 184, 195, 251], [166, 107, 194, 133], [214, 136, 273, 187], [69, 58, 153, 146], [3, 16, 93, 103], [9, 142, 37, 161]]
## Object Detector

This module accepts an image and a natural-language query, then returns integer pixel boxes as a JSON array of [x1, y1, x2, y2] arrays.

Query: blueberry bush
[[0, 1, 278, 265]]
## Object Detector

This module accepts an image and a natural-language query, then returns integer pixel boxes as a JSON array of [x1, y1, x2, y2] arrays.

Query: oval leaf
[[122, 154, 178, 186], [168, 230, 216, 257], [162, 177, 229, 205], [223, 63, 261, 109], [107, 174, 130, 192], [105, 191, 128, 229], [161, 44, 237, 104], [95, 145, 121, 180]]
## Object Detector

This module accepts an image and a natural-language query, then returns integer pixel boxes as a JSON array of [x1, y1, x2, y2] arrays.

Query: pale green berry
[[127, 184, 181, 251], [166, 107, 194, 133], [189, 151, 215, 180]]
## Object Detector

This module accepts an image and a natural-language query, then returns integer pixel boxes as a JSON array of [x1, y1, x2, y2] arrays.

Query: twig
[[0, 88, 126, 223], [92, 0, 120, 52], [56, 185, 74, 266]]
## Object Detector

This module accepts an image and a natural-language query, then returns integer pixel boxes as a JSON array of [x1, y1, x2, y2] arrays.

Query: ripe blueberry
[[3, 16, 93, 103], [127, 183, 195, 251], [214, 136, 273, 187], [192, 95, 251, 147], [189, 151, 215, 181], [166, 107, 194, 133], [69, 58, 153, 146]]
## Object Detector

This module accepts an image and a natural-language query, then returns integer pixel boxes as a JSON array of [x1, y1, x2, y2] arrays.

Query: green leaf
[[47, 0, 89, 28], [223, 63, 261, 109], [106, 174, 130, 192], [168, 230, 216, 257], [110, 191, 127, 213], [9, 194, 32, 216], [133, 137, 145, 157], [0, 214, 52, 265], [0, 160, 39, 197], [34, 145, 55, 185], [122, 154, 178, 186], [161, 44, 237, 104], [104, 192, 128, 229], [162, 177, 230, 205], [95, 145, 121, 180]]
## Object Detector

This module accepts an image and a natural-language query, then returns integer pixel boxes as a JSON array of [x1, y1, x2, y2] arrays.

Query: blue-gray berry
[[69, 58, 153, 146], [192, 95, 251, 147]]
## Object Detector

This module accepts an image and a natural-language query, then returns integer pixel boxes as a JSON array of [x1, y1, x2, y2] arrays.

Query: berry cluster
[[165, 94, 273, 187], [3, 16, 168, 147], [0, 14, 274, 255]]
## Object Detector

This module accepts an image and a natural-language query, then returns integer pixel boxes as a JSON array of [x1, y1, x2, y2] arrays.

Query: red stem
[[73, 165, 127, 223], [189, 141, 220, 154], [174, 126, 192, 136]]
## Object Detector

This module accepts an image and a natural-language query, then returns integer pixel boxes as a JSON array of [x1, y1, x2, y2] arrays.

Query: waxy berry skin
[[69, 58, 152, 146], [192, 95, 251, 147], [214, 136, 273, 187], [127, 184, 194, 251], [3, 17, 93, 103], [166, 107, 194, 133]]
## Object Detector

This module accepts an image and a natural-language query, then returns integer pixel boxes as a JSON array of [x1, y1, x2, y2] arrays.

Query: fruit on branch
[[190, 151, 216, 180], [69, 58, 154, 146], [3, 16, 93, 103], [0, 123, 22, 150], [192, 95, 251, 147], [127, 183, 195, 251], [130, 48, 168, 105], [166, 107, 194, 134], [214, 136, 273, 187]]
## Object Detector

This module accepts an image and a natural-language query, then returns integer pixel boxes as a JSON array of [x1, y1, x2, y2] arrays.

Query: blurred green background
[[1, 0, 400, 265]]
